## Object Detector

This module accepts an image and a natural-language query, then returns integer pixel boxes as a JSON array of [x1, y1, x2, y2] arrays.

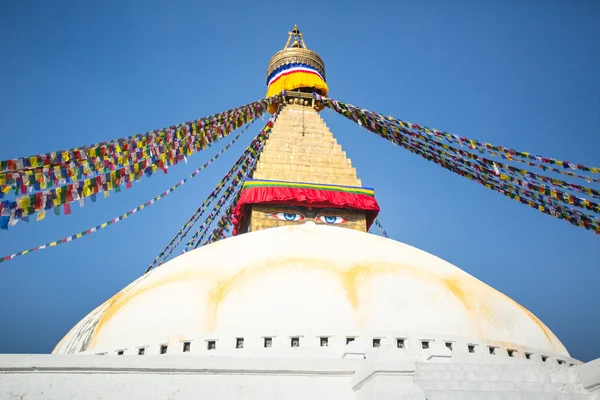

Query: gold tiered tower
[[245, 26, 368, 233]]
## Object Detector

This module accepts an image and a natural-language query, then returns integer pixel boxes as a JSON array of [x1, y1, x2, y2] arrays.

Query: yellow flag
[[17, 196, 30, 209], [37, 211, 46, 221]]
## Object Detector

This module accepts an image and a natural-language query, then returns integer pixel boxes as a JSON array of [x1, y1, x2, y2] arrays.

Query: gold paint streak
[[86, 253, 556, 352], [441, 277, 484, 337], [204, 258, 438, 332], [441, 276, 502, 334], [442, 277, 475, 313], [56, 291, 128, 353], [483, 288, 560, 352], [90, 256, 465, 341], [335, 268, 362, 310], [206, 281, 231, 332], [89, 269, 216, 349], [88, 291, 126, 348], [448, 275, 561, 352], [514, 301, 558, 351]]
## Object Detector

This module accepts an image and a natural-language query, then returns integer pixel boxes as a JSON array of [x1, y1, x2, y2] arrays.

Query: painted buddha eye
[[317, 215, 348, 224], [272, 212, 304, 222]]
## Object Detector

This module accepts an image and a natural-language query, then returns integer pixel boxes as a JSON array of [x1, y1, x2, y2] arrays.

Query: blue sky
[[0, 1, 599, 361]]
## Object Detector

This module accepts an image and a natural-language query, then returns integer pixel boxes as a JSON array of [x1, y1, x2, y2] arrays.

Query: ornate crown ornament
[[266, 25, 326, 84]]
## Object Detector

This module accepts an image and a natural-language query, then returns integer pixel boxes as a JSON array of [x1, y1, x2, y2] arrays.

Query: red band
[[232, 186, 380, 235]]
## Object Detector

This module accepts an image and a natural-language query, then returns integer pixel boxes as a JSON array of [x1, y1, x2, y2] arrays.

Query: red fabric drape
[[232, 186, 380, 235]]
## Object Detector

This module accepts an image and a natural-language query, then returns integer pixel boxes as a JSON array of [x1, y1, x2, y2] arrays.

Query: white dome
[[53, 223, 568, 358]]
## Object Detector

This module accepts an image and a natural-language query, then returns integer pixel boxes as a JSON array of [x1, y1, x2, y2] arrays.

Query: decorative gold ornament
[[266, 25, 326, 82]]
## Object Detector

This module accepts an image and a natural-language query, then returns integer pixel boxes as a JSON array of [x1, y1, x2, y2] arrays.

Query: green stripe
[[243, 181, 374, 194], [243, 181, 375, 196]]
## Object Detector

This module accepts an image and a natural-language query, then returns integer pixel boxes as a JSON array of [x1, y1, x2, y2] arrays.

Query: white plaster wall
[[353, 349, 596, 400], [575, 358, 600, 393], [2, 354, 598, 400], [0, 355, 356, 400], [3, 373, 353, 400]]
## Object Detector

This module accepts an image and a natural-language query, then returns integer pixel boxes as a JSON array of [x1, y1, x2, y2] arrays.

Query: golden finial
[[267, 25, 326, 82], [284, 24, 307, 49]]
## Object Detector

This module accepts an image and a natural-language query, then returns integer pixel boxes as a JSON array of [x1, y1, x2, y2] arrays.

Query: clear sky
[[0, 1, 599, 361]]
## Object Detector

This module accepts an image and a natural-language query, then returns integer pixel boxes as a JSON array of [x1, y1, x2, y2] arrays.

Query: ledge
[[0, 354, 359, 376]]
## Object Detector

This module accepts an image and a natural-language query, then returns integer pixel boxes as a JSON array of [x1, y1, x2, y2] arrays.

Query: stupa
[[1, 26, 599, 400]]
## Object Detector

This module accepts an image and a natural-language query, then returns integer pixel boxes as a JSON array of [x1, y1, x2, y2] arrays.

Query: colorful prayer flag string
[[146, 119, 267, 271], [377, 124, 599, 231], [373, 219, 389, 238], [368, 120, 600, 213], [0, 94, 284, 174], [0, 122, 254, 264], [180, 126, 270, 253], [200, 188, 243, 247], [145, 111, 279, 273], [0, 96, 287, 228], [399, 128, 600, 231], [188, 113, 278, 251], [315, 94, 599, 176], [1, 112, 247, 194], [315, 94, 600, 235]]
